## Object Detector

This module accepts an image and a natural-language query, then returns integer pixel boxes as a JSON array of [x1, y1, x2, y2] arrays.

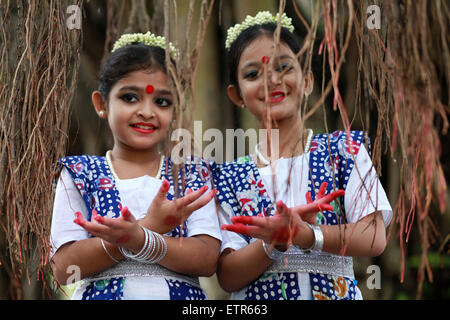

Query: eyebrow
[[241, 55, 294, 70]]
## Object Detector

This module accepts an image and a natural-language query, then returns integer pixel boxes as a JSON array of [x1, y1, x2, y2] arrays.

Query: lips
[[270, 90, 286, 104], [130, 122, 157, 134]]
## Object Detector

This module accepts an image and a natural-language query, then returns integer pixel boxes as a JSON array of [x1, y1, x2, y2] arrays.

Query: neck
[[111, 145, 160, 164], [109, 144, 163, 179], [260, 114, 306, 161]]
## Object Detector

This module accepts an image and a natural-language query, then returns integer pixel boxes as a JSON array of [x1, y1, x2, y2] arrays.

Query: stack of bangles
[[118, 226, 168, 264]]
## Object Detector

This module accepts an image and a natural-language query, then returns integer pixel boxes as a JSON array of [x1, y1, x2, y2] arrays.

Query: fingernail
[[95, 215, 104, 223], [202, 185, 209, 191], [121, 206, 130, 217]]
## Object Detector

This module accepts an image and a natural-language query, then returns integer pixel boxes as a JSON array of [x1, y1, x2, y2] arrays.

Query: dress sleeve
[[185, 179, 222, 242], [50, 167, 90, 257], [217, 206, 249, 253], [344, 144, 393, 225]]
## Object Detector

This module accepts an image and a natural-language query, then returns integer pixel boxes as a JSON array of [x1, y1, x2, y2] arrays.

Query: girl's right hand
[[140, 179, 217, 234], [292, 182, 345, 225], [74, 206, 145, 253]]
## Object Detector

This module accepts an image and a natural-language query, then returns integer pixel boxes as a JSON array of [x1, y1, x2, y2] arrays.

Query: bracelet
[[262, 241, 285, 261], [298, 223, 324, 253], [100, 238, 120, 263], [119, 226, 167, 264]]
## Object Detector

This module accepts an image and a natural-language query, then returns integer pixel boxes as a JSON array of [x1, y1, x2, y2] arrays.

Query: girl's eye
[[155, 97, 173, 107], [244, 69, 260, 80], [276, 63, 294, 72], [120, 93, 139, 103]]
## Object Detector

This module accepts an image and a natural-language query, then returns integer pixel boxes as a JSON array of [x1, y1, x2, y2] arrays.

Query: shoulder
[[311, 130, 365, 143], [58, 154, 106, 178], [212, 156, 256, 179], [310, 130, 368, 155]]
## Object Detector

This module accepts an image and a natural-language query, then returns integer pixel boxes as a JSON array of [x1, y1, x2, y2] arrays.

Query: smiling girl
[[213, 12, 393, 300], [50, 32, 221, 300]]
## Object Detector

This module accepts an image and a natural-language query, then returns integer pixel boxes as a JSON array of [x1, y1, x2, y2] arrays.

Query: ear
[[92, 91, 107, 118], [227, 85, 244, 108], [304, 71, 314, 96]]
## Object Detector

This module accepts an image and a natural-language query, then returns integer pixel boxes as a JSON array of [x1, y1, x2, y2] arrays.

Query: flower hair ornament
[[225, 11, 295, 49], [112, 31, 178, 59]]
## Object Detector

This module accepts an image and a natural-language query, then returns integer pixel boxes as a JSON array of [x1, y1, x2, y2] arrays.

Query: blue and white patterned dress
[[50, 156, 221, 300], [212, 131, 392, 300]]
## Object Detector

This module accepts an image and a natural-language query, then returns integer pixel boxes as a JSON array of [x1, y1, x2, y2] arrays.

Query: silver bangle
[[299, 223, 324, 253], [151, 232, 167, 264], [262, 241, 285, 261], [100, 238, 120, 263], [119, 226, 167, 264]]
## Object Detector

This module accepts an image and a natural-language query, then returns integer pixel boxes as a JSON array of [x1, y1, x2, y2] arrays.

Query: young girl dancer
[[214, 12, 393, 300], [50, 32, 221, 300]]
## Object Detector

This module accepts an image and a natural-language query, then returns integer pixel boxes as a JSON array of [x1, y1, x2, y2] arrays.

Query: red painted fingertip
[[121, 206, 130, 218], [74, 212, 84, 226], [231, 215, 253, 224], [94, 215, 104, 223], [162, 179, 170, 191], [319, 182, 328, 194], [306, 192, 313, 203]]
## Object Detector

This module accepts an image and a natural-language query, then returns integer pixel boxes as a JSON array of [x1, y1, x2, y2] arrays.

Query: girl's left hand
[[74, 207, 144, 252], [222, 200, 301, 247]]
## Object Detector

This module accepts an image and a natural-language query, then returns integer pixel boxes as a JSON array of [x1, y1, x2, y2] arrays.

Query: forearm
[[217, 240, 273, 293], [51, 238, 124, 285], [158, 235, 220, 277], [295, 211, 387, 257]]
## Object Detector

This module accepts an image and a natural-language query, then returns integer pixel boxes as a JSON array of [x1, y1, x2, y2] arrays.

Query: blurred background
[[0, 0, 448, 300]]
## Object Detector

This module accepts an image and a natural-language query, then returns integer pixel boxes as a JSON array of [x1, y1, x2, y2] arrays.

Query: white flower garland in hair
[[225, 11, 295, 49], [112, 31, 178, 59]]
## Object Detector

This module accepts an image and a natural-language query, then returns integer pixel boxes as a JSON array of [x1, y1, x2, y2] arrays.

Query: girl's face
[[228, 36, 306, 124], [100, 69, 174, 153]]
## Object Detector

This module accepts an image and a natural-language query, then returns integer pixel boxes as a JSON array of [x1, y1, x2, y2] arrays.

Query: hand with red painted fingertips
[[74, 206, 145, 253], [291, 182, 345, 225], [222, 200, 301, 249], [140, 179, 218, 234]]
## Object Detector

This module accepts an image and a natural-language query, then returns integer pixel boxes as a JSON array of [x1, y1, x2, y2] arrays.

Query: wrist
[[293, 222, 314, 249], [127, 226, 146, 253], [294, 223, 324, 253], [103, 240, 125, 262], [262, 241, 285, 261]]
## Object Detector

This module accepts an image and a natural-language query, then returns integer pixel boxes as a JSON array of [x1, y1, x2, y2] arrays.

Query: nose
[[268, 69, 282, 88], [137, 98, 156, 119]]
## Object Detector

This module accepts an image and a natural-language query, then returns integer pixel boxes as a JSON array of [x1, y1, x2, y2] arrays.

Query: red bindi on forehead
[[261, 56, 270, 64], [145, 85, 155, 94]]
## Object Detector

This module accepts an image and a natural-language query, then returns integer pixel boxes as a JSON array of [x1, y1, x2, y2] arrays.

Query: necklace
[[255, 128, 313, 165], [105, 150, 164, 180]]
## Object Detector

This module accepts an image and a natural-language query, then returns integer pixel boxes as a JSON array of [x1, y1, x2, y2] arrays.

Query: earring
[[241, 104, 246, 109], [99, 110, 105, 118]]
